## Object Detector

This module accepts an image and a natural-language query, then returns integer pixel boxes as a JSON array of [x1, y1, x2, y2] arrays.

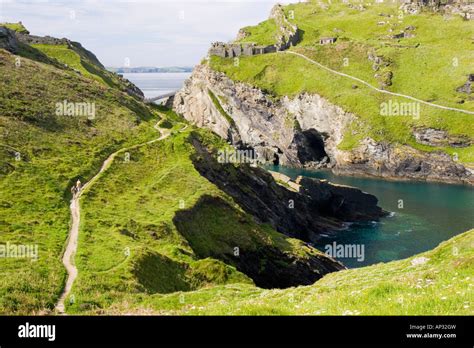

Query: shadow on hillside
[[173, 195, 341, 289]]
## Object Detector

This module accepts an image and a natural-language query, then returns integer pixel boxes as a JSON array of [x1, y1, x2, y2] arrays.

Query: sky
[[0, 0, 294, 67]]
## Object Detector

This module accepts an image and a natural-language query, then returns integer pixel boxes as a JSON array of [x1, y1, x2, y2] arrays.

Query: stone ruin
[[0, 27, 19, 53], [208, 42, 278, 58], [208, 4, 300, 58]]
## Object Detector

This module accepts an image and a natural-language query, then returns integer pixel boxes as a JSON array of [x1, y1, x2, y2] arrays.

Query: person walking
[[75, 179, 81, 192], [71, 179, 82, 197]]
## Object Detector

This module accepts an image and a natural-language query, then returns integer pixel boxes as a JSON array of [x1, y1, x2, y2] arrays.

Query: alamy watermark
[[325, 242, 365, 262], [0, 242, 38, 261], [380, 100, 420, 120], [55, 100, 96, 120]]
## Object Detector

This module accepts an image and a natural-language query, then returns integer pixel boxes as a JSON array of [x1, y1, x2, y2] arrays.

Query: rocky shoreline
[[190, 133, 387, 244], [173, 64, 473, 186]]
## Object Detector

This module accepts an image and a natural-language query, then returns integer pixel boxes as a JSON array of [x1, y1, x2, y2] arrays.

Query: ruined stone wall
[[208, 4, 299, 58]]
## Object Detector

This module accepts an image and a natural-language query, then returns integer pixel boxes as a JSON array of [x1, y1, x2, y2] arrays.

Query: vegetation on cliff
[[0, 16, 471, 317], [209, 0, 474, 164], [0, 27, 342, 314]]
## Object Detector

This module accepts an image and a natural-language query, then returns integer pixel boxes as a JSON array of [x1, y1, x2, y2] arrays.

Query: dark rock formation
[[297, 177, 385, 222], [414, 128, 472, 148], [208, 41, 279, 58], [290, 129, 330, 168], [0, 27, 19, 53], [173, 195, 345, 289]]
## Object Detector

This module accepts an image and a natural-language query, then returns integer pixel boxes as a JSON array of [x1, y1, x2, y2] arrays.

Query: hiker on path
[[71, 179, 82, 197]]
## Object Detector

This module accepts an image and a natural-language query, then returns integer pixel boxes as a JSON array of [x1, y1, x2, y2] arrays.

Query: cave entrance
[[294, 129, 329, 166], [273, 153, 280, 165]]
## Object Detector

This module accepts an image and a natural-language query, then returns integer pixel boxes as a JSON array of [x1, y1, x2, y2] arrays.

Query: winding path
[[283, 50, 474, 116], [55, 119, 176, 314]]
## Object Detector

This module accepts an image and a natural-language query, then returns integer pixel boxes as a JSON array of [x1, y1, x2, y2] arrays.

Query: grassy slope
[[64, 114, 473, 315], [0, 48, 157, 314], [237, 19, 279, 46], [0, 45, 331, 314], [31, 43, 139, 96], [66, 123, 332, 313], [0, 22, 29, 34], [209, 0, 474, 163]]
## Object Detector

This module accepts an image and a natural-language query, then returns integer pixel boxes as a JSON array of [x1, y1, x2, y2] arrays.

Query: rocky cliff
[[174, 64, 474, 185], [0, 27, 18, 53], [189, 132, 387, 244]]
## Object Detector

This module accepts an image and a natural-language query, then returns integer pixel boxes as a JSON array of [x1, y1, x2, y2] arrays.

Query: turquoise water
[[267, 166, 474, 268]]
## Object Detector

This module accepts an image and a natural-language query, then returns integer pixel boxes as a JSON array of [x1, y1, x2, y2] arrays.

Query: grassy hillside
[[0, 47, 157, 314], [237, 19, 279, 46], [30, 43, 141, 97], [209, 0, 474, 164], [1, 15, 471, 316], [1, 22, 29, 34], [98, 229, 474, 315], [0, 38, 334, 314]]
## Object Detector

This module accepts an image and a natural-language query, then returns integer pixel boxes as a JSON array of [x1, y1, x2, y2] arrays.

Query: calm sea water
[[122, 72, 191, 99], [267, 166, 474, 268]]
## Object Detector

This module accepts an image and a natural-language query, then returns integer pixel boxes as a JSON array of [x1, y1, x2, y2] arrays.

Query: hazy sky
[[0, 0, 294, 67]]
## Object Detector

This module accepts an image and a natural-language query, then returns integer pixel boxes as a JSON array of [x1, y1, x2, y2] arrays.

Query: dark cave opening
[[294, 129, 329, 165], [273, 153, 280, 165]]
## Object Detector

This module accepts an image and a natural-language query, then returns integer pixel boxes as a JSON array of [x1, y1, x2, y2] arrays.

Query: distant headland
[[107, 66, 193, 73]]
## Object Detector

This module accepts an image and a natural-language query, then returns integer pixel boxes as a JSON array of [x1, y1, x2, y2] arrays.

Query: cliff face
[[174, 64, 474, 185], [0, 27, 18, 53], [189, 133, 386, 244]]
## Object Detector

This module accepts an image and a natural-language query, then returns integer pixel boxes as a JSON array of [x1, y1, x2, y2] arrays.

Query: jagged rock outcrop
[[174, 64, 474, 185], [401, 0, 474, 19], [174, 64, 351, 168], [189, 133, 386, 243], [173, 195, 345, 289]]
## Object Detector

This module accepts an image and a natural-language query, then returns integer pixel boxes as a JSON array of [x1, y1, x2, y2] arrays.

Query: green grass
[[237, 19, 279, 46], [0, 22, 29, 34], [31, 44, 109, 85], [64, 121, 329, 312], [98, 229, 474, 315], [30, 43, 143, 99], [209, 0, 474, 163], [207, 89, 235, 126], [0, 48, 157, 314]]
